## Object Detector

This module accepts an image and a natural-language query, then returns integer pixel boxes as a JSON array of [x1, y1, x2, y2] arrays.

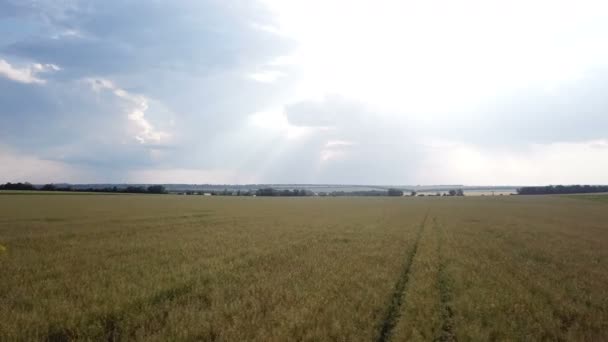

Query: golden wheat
[[0, 194, 606, 341]]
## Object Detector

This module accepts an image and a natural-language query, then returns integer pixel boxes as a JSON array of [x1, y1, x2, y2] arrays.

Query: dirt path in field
[[435, 217, 457, 342], [376, 212, 429, 342]]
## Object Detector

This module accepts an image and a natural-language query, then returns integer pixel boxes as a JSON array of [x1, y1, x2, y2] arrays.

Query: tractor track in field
[[434, 217, 457, 342], [376, 212, 429, 342]]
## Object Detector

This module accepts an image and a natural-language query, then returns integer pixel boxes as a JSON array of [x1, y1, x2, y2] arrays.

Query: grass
[[566, 193, 608, 203], [1, 194, 607, 340]]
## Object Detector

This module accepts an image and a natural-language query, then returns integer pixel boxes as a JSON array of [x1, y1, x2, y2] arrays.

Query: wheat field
[[1, 194, 607, 341]]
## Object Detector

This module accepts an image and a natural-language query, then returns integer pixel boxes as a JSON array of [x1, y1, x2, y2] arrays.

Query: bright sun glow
[[261, 0, 608, 113]]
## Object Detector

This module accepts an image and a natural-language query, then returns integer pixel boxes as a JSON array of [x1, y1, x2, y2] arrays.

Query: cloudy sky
[[1, 0, 607, 185]]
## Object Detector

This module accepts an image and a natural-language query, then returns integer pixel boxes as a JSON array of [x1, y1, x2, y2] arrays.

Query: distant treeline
[[0, 182, 36, 191], [175, 188, 406, 196], [189, 188, 429, 197], [1, 182, 470, 197], [254, 188, 314, 196], [318, 188, 406, 196], [517, 185, 608, 195], [0, 182, 167, 194], [255, 188, 413, 196]]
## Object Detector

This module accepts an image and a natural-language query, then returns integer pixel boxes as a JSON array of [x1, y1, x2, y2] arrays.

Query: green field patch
[[567, 194, 608, 203]]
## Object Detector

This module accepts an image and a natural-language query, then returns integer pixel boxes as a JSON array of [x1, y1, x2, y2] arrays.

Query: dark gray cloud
[[0, 0, 294, 178], [3, 1, 291, 76]]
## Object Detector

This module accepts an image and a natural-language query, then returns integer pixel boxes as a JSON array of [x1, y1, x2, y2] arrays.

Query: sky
[[1, 0, 607, 185]]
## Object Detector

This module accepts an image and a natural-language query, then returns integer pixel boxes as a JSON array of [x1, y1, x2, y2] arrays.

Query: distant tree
[[517, 185, 608, 195], [300, 189, 311, 196], [1, 182, 35, 191], [147, 185, 166, 194], [448, 189, 457, 196], [41, 184, 56, 191], [388, 188, 404, 196], [456, 189, 464, 196], [252, 188, 313, 197], [125, 186, 147, 193], [410, 191, 417, 196], [256, 188, 277, 196]]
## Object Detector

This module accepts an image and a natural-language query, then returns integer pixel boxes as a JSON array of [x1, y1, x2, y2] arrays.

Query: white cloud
[[320, 140, 356, 162], [319, 149, 344, 162], [250, 22, 285, 36], [0, 59, 60, 84], [0, 146, 84, 183], [51, 29, 83, 40], [261, 0, 608, 114], [248, 70, 285, 83], [129, 168, 255, 184], [86, 78, 170, 144], [249, 110, 315, 140], [325, 140, 355, 148], [420, 139, 608, 185]]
